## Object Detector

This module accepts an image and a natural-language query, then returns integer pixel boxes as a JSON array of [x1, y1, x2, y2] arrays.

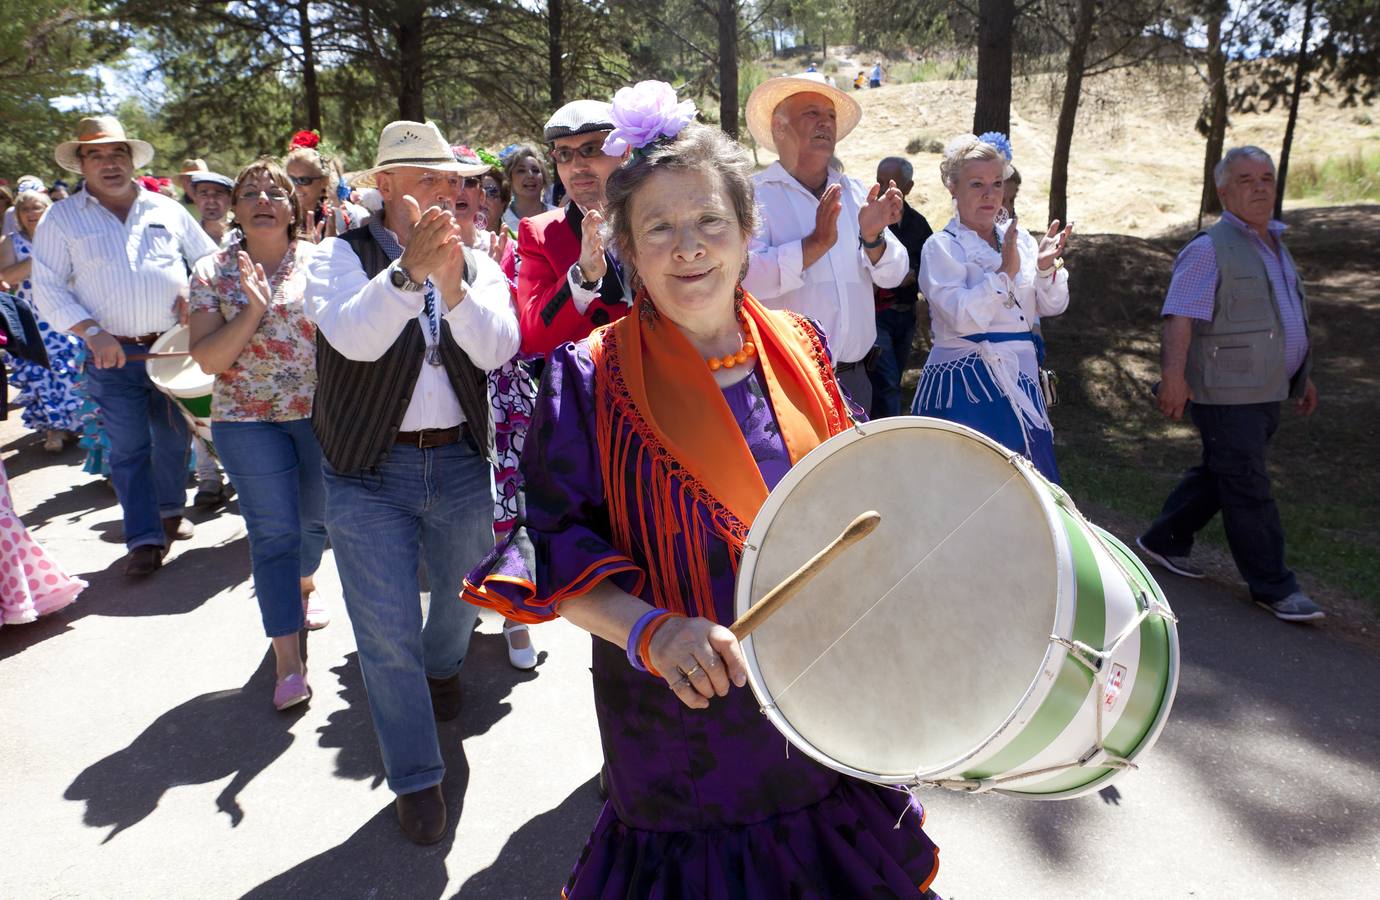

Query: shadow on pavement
[[0, 536, 251, 662], [63, 648, 301, 842], [14, 477, 117, 530], [243, 632, 537, 898], [316, 630, 543, 787], [239, 760, 470, 900], [452, 776, 602, 900]]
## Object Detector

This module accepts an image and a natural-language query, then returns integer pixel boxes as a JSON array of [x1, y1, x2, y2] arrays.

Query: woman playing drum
[[464, 95, 939, 898], [909, 134, 1073, 482]]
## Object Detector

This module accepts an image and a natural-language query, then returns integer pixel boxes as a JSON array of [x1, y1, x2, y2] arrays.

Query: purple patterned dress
[[469, 339, 940, 899]]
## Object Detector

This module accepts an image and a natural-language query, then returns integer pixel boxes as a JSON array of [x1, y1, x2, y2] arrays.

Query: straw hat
[[349, 120, 488, 188], [54, 116, 155, 173], [180, 158, 208, 175], [745, 73, 862, 154]]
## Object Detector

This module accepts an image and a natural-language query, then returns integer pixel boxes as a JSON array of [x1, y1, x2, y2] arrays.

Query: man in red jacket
[[516, 100, 631, 358]]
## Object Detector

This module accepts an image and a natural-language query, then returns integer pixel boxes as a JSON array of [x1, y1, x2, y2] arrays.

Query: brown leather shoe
[[123, 545, 164, 577], [395, 785, 446, 845], [427, 673, 462, 722], [162, 516, 194, 542]]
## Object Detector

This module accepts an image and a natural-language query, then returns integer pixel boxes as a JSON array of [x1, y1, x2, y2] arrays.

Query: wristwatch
[[571, 263, 600, 292], [82, 325, 104, 339], [389, 262, 424, 293]]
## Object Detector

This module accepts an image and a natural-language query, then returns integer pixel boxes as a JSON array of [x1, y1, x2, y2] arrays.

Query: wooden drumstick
[[125, 351, 191, 362], [730, 511, 882, 640]]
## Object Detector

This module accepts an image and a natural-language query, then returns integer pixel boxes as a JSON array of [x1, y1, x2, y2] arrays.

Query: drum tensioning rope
[[909, 453, 1178, 796]]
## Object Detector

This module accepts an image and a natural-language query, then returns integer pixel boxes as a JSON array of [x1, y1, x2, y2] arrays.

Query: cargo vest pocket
[[1203, 329, 1271, 388], [1226, 275, 1271, 322]]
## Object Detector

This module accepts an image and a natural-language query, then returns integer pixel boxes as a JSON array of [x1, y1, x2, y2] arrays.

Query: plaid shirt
[[1162, 211, 1308, 376]]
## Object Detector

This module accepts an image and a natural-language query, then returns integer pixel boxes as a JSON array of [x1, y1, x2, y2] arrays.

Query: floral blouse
[[188, 240, 318, 422]]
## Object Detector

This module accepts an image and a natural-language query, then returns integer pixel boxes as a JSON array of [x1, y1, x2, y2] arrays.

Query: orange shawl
[[590, 293, 851, 620]]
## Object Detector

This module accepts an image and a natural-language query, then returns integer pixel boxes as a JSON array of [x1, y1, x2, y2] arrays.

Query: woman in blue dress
[[0, 188, 85, 452], [910, 134, 1073, 482]]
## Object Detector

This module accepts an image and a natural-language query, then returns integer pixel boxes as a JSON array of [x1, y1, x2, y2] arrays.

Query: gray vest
[[1184, 219, 1311, 405]]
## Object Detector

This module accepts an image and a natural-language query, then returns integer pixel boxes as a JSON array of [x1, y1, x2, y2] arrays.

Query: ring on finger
[[679, 663, 703, 680]]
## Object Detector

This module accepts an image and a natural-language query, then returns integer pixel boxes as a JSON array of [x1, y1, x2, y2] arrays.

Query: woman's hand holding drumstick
[[648, 510, 883, 709]]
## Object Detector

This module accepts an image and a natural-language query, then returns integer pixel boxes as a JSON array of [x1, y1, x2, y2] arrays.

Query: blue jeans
[[868, 304, 917, 418], [211, 418, 328, 638], [323, 440, 493, 794], [83, 349, 190, 550]]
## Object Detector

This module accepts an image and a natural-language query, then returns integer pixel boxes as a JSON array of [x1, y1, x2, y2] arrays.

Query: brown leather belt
[[109, 332, 163, 346], [394, 425, 464, 449]]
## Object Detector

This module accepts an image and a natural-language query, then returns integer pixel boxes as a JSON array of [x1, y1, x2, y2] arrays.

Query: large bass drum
[[733, 417, 1179, 799]]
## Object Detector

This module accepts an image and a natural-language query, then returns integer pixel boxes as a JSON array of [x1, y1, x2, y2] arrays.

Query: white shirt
[[32, 187, 218, 335], [303, 231, 520, 431], [744, 162, 907, 364], [919, 217, 1069, 429]]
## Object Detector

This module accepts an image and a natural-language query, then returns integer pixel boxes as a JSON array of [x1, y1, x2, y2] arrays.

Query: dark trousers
[[867, 304, 916, 419], [1142, 401, 1298, 602]]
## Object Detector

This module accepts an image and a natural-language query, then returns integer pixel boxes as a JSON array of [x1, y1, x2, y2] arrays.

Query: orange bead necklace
[[706, 337, 757, 371]]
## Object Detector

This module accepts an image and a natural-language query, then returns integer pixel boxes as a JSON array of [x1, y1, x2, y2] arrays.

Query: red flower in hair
[[290, 130, 321, 150], [138, 176, 161, 192]]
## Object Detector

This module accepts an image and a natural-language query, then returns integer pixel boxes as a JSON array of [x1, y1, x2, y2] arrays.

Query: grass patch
[[892, 58, 975, 83], [1285, 150, 1380, 202]]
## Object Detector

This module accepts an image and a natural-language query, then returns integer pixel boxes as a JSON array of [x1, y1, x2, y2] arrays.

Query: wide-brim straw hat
[[745, 73, 862, 154], [54, 116, 155, 173], [348, 120, 489, 188]]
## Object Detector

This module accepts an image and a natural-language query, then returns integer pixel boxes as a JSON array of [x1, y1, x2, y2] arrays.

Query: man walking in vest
[[303, 121, 520, 843], [1138, 146, 1322, 622]]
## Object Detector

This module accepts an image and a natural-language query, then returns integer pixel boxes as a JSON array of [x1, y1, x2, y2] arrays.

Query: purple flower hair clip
[[603, 80, 697, 157], [977, 131, 1014, 162]]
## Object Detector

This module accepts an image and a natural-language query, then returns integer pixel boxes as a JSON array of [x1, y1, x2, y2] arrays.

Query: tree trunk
[[1200, 6, 1229, 222], [718, 0, 739, 137], [548, 0, 565, 110], [1275, 0, 1314, 219], [973, 0, 1015, 134], [297, 0, 321, 132], [394, 9, 425, 121], [1048, 0, 1096, 227]]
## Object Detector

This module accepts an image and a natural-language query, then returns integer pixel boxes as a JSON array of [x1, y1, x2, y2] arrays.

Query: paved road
[[2, 418, 1377, 899]]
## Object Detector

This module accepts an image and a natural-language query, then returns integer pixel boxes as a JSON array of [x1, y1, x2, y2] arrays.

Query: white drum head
[[146, 325, 211, 398], [735, 418, 1067, 782]]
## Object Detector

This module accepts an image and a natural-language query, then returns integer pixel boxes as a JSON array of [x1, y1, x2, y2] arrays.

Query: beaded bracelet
[[626, 608, 670, 672], [637, 612, 679, 679]]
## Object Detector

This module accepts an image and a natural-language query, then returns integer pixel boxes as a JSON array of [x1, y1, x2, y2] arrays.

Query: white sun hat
[[54, 116, 156, 173], [349, 120, 488, 188], [745, 72, 863, 154]]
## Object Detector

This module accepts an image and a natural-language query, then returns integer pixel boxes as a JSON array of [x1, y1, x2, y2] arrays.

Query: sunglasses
[[289, 174, 326, 187], [237, 188, 291, 203], [481, 186, 500, 198], [550, 143, 606, 165], [461, 176, 482, 190]]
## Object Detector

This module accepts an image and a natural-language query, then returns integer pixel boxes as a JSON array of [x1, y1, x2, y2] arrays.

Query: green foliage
[[1285, 150, 1380, 201], [0, 1, 128, 181]]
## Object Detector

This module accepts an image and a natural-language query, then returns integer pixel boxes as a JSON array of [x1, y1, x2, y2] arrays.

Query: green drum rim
[[960, 506, 1105, 781], [997, 527, 1175, 797], [178, 394, 212, 419]]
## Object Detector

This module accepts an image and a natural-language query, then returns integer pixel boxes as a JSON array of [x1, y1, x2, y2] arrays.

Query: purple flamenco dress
[[466, 337, 940, 899]]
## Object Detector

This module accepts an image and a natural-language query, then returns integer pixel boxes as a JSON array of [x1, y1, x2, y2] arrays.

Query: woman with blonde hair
[[910, 133, 1073, 482]]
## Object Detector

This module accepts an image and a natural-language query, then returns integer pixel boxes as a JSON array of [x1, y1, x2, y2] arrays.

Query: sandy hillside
[[749, 60, 1380, 237]]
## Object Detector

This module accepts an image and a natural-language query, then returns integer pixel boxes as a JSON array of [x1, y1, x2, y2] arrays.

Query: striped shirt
[[1162, 211, 1309, 376], [31, 187, 218, 336]]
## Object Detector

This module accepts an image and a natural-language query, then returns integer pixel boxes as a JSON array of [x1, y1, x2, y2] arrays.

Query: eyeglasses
[[461, 176, 482, 190], [237, 188, 291, 203], [288, 174, 325, 187], [481, 186, 500, 198], [551, 143, 606, 166]]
